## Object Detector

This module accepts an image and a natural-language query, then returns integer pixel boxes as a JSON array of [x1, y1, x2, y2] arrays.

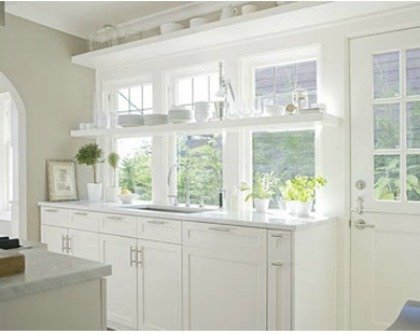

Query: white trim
[[0, 72, 27, 239]]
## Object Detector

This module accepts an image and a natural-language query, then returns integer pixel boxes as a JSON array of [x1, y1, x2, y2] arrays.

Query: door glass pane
[[373, 52, 400, 98], [407, 155, 420, 201], [406, 48, 420, 96], [374, 155, 400, 201], [374, 103, 400, 149], [407, 101, 420, 148]]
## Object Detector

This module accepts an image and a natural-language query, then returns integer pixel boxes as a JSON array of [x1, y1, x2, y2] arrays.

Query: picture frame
[[47, 159, 78, 202]]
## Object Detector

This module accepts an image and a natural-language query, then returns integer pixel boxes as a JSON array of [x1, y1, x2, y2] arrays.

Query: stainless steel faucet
[[167, 163, 190, 207]]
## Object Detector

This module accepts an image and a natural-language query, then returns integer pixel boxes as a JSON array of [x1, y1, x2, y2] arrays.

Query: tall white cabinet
[[39, 204, 336, 331]]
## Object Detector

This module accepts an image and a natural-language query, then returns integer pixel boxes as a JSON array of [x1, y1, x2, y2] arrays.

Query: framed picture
[[47, 160, 78, 202]]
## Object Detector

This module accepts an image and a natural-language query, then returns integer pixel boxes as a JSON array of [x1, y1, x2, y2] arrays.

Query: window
[[254, 60, 317, 111], [372, 49, 420, 202], [176, 134, 223, 206], [253, 130, 315, 208], [117, 84, 153, 114], [116, 137, 152, 201], [173, 73, 219, 109]]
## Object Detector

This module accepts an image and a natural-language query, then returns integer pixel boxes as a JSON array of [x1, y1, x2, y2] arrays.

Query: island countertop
[[0, 247, 111, 302], [38, 200, 335, 231]]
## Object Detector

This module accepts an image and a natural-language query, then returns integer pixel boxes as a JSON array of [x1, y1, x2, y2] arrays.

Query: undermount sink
[[119, 204, 217, 214]]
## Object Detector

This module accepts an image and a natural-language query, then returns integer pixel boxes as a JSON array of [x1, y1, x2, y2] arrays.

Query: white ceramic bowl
[[265, 105, 284, 116], [189, 17, 209, 27], [118, 114, 145, 127], [143, 114, 168, 126], [160, 22, 184, 34], [117, 193, 138, 204]]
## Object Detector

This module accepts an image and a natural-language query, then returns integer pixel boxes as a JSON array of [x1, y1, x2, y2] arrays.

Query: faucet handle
[[168, 194, 178, 206]]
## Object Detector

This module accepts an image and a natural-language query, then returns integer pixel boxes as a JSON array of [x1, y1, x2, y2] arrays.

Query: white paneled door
[[350, 28, 420, 330]]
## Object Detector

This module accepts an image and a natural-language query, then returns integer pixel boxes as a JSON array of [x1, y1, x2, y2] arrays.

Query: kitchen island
[[39, 200, 336, 330], [0, 246, 111, 330]]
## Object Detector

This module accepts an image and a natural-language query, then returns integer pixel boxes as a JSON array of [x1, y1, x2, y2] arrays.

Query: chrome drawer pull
[[271, 262, 284, 267], [107, 216, 122, 221], [209, 226, 230, 232], [271, 234, 285, 238], [61, 235, 66, 253], [147, 220, 167, 225], [137, 249, 142, 266], [73, 211, 88, 216], [45, 209, 58, 213], [66, 235, 72, 253], [129, 246, 137, 266]]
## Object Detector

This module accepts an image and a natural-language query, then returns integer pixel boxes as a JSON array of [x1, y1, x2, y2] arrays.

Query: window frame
[[166, 62, 220, 110]]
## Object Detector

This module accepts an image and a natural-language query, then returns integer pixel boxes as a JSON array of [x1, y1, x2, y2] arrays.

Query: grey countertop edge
[[38, 201, 336, 231], [0, 249, 111, 302]]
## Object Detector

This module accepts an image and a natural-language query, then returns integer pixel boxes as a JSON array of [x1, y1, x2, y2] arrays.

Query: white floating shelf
[[70, 2, 408, 69], [70, 112, 341, 139]]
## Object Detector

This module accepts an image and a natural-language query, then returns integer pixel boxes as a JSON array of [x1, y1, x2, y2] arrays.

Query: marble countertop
[[0, 247, 111, 302], [39, 201, 335, 231]]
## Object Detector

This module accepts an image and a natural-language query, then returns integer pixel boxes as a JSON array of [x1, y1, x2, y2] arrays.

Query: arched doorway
[[0, 72, 27, 239]]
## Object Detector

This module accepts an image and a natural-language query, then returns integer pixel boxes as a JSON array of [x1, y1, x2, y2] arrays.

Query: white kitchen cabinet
[[41, 225, 68, 255], [100, 234, 138, 330], [68, 229, 100, 261], [267, 231, 292, 330], [137, 240, 182, 330], [183, 246, 266, 330]]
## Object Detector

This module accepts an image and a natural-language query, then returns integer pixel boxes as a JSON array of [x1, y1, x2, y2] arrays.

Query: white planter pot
[[254, 198, 270, 213], [87, 183, 103, 203], [285, 201, 297, 215], [105, 187, 120, 203], [295, 201, 313, 217]]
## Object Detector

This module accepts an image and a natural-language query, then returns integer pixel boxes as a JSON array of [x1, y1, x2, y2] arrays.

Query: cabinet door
[[41, 225, 68, 255], [138, 240, 182, 330], [68, 229, 100, 261], [100, 234, 138, 330], [267, 231, 292, 330], [183, 246, 266, 330]]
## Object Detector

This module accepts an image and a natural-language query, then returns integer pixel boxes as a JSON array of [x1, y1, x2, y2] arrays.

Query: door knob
[[355, 180, 366, 190], [353, 219, 376, 229]]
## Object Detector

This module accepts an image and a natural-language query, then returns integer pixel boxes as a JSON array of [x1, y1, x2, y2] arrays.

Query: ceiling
[[5, 1, 192, 39]]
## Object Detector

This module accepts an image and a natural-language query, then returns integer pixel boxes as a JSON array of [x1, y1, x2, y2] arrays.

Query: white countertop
[[39, 200, 334, 231], [0, 247, 111, 302]]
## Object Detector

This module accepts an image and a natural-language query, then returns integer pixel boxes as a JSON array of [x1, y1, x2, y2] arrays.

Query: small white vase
[[254, 198, 270, 213], [295, 201, 313, 217], [105, 187, 120, 203], [285, 201, 297, 215], [87, 183, 103, 203]]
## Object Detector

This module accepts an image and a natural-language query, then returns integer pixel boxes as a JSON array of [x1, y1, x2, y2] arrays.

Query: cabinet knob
[[129, 247, 137, 267]]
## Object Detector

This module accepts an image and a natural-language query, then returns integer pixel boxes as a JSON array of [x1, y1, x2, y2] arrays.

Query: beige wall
[[0, 14, 95, 241]]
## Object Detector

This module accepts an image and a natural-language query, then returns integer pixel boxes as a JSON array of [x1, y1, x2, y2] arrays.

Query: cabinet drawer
[[183, 221, 266, 251], [267, 230, 292, 262], [138, 217, 182, 244], [101, 214, 138, 238], [41, 207, 70, 228], [69, 210, 101, 232]]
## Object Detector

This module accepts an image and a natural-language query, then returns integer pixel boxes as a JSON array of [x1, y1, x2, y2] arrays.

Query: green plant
[[240, 172, 276, 201], [108, 152, 120, 188], [281, 176, 326, 202], [75, 143, 103, 183]]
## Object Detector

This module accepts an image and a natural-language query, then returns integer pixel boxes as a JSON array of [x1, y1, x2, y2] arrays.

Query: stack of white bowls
[[118, 114, 145, 127], [168, 108, 194, 124], [194, 101, 211, 122], [143, 114, 168, 126]]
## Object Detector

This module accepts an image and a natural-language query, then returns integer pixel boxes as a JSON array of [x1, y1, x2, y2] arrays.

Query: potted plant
[[240, 173, 275, 213], [75, 143, 103, 202], [106, 152, 120, 202], [281, 176, 327, 216]]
